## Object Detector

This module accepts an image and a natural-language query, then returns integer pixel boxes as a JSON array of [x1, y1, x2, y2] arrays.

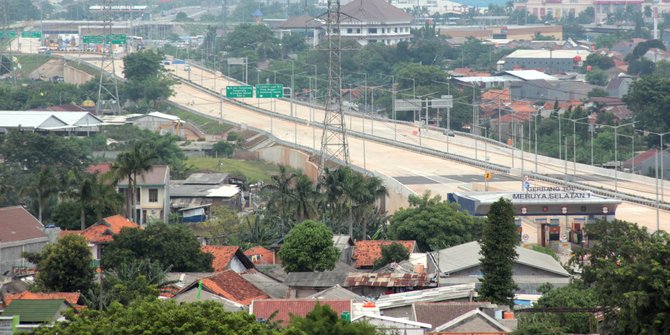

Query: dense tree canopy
[[278, 220, 339, 272], [623, 75, 670, 133], [373, 243, 410, 269], [388, 192, 482, 251], [24, 235, 95, 293], [101, 223, 213, 272], [35, 300, 279, 335], [285, 303, 380, 335], [575, 220, 670, 334]]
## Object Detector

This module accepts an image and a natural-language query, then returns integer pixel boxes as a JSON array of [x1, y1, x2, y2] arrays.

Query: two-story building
[[337, 0, 413, 46], [116, 165, 170, 225], [0, 206, 49, 275]]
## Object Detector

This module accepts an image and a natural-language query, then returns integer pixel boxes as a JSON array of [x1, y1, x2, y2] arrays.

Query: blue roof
[[252, 9, 263, 17]]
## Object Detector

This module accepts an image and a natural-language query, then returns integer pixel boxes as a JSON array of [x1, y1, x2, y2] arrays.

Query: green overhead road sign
[[82, 35, 104, 44], [20, 31, 41, 38], [226, 85, 253, 98], [106, 34, 127, 45], [0, 31, 17, 39], [256, 84, 283, 98]]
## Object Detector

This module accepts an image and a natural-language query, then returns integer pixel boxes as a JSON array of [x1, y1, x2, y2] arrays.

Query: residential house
[[61, 215, 139, 262], [352, 314, 431, 335], [488, 101, 536, 142], [499, 49, 590, 74], [176, 270, 269, 307], [374, 284, 477, 319], [611, 38, 647, 58], [430, 241, 571, 293], [306, 285, 366, 303], [586, 96, 633, 122], [202, 245, 255, 273], [413, 301, 517, 334], [1, 299, 71, 331], [509, 79, 594, 102], [116, 165, 170, 224], [622, 149, 670, 177], [244, 246, 278, 265], [284, 261, 356, 298], [277, 16, 323, 47], [250, 299, 352, 326], [351, 240, 418, 269], [3, 292, 81, 308], [127, 112, 185, 137], [344, 261, 435, 297], [239, 270, 289, 299], [337, 0, 412, 46], [0, 206, 49, 275], [606, 76, 633, 98], [170, 174, 243, 221]]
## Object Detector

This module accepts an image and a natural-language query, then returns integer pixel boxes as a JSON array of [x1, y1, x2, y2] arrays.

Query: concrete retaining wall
[[64, 64, 95, 84], [258, 146, 319, 182]]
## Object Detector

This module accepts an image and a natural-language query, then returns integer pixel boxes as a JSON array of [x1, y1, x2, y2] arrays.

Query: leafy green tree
[[101, 222, 213, 272], [654, 60, 670, 78], [222, 24, 279, 61], [576, 7, 595, 24], [34, 300, 278, 335], [24, 235, 95, 293], [588, 88, 608, 98], [585, 53, 615, 70], [190, 205, 240, 245], [213, 140, 234, 157], [388, 192, 482, 251], [623, 75, 670, 133], [111, 142, 158, 222], [278, 220, 339, 272], [123, 50, 164, 82], [478, 197, 518, 307], [585, 68, 608, 86], [574, 220, 670, 334], [628, 39, 666, 61], [285, 303, 379, 335], [627, 59, 656, 76], [174, 11, 193, 22], [373, 242, 410, 269], [281, 34, 308, 55]]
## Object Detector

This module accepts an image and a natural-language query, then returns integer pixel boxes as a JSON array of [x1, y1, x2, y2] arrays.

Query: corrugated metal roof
[[374, 284, 476, 309], [505, 49, 591, 59], [432, 241, 570, 277], [0, 112, 67, 129], [504, 70, 558, 81], [307, 285, 366, 302], [2, 299, 65, 323]]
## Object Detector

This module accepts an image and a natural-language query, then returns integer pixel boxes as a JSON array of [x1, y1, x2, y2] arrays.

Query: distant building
[[127, 112, 185, 137], [201, 245, 255, 273], [334, 0, 413, 46], [60, 215, 139, 262], [622, 149, 670, 177], [606, 75, 633, 98], [500, 49, 590, 74]]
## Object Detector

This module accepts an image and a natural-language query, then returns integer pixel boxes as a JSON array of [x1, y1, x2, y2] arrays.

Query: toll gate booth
[[448, 189, 621, 249]]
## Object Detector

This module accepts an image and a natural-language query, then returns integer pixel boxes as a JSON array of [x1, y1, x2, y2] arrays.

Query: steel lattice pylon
[[96, 0, 121, 115], [1, 0, 16, 87], [319, 0, 350, 169]]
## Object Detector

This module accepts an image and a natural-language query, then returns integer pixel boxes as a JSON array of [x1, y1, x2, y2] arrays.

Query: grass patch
[[16, 55, 51, 76], [529, 244, 558, 260], [163, 103, 233, 135], [187, 156, 285, 183], [65, 60, 100, 77]]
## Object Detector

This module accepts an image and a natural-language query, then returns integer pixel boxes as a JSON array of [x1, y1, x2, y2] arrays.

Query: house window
[[136, 188, 141, 202], [356, 28, 360, 33], [369, 28, 377, 34], [394, 28, 398, 33], [149, 188, 158, 202], [347, 28, 352, 34]]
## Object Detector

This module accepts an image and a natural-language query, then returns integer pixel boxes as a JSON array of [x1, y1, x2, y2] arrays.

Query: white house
[[352, 314, 431, 335], [331, 0, 413, 46], [116, 165, 171, 224]]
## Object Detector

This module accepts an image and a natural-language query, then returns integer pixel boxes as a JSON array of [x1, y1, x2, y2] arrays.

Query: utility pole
[[96, 0, 121, 115]]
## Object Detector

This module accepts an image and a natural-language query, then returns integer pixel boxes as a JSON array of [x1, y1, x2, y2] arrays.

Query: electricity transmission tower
[[319, 0, 350, 168], [1, 0, 16, 87], [96, 0, 121, 114]]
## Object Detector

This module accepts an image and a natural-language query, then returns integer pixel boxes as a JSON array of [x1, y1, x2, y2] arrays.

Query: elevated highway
[[69, 54, 670, 232]]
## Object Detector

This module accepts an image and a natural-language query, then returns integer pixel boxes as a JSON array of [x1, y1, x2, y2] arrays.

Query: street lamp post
[[571, 116, 589, 179], [399, 76, 416, 121], [219, 88, 225, 124], [603, 122, 635, 196], [638, 130, 670, 203], [533, 113, 539, 173]]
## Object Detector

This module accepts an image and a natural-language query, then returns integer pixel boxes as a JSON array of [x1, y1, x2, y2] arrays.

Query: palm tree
[[21, 165, 61, 223], [65, 171, 95, 230], [354, 176, 387, 240], [291, 174, 319, 222], [263, 165, 296, 236], [318, 167, 346, 231]]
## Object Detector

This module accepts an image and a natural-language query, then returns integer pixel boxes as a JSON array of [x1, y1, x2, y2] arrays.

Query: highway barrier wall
[[257, 146, 319, 182], [63, 64, 95, 84]]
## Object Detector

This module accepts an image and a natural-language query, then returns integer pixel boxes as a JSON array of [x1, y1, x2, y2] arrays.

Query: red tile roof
[[352, 240, 416, 268], [251, 299, 351, 326], [86, 163, 112, 175], [243, 246, 277, 265], [480, 89, 510, 103], [199, 270, 269, 305], [0, 206, 47, 243], [344, 272, 430, 287], [3, 292, 81, 307], [202, 245, 240, 272], [78, 215, 139, 244]]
